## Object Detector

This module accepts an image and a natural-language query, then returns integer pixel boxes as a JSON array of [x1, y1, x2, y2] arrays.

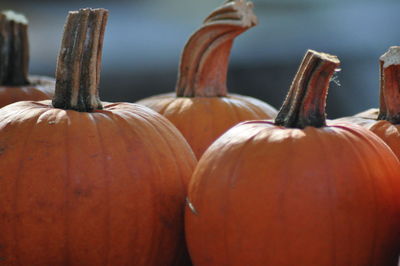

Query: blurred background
[[3, 0, 400, 118]]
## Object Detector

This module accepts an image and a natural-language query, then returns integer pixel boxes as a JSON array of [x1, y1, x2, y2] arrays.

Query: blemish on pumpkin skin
[[0, 244, 5, 262], [36, 200, 53, 208], [34, 140, 52, 147], [74, 188, 92, 197], [160, 216, 175, 230], [0, 147, 5, 154]]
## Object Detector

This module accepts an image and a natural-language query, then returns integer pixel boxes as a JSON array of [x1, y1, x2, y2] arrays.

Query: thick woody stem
[[377, 46, 400, 124], [275, 50, 340, 129], [52, 8, 108, 112], [0, 11, 29, 86], [175, 0, 257, 97]]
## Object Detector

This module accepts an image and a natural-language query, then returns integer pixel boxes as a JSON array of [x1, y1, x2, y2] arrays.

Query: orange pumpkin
[[337, 46, 400, 158], [185, 50, 400, 265], [137, 0, 277, 159], [0, 9, 196, 265], [0, 11, 54, 108]]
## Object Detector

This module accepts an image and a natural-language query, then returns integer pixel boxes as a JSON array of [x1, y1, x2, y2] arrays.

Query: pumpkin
[[185, 50, 400, 265], [337, 46, 400, 159], [0, 8, 196, 265], [137, 0, 277, 159], [0, 10, 54, 108]]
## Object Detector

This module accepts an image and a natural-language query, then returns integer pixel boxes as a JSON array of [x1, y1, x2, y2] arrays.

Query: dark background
[[3, 0, 400, 118]]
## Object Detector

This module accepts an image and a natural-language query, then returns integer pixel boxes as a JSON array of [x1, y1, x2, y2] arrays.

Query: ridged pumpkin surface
[[338, 110, 400, 159], [137, 93, 277, 158], [0, 8, 197, 265], [186, 121, 400, 265], [0, 100, 196, 265], [186, 50, 400, 266]]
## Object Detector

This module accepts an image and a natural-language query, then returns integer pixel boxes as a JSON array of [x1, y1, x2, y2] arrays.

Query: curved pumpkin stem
[[175, 0, 258, 97], [275, 50, 340, 129], [52, 8, 108, 112], [378, 46, 400, 124], [0, 11, 29, 86]]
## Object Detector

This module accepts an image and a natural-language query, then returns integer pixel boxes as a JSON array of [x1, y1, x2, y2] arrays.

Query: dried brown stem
[[175, 0, 257, 97], [52, 8, 108, 112], [275, 50, 340, 129], [0, 11, 29, 86], [377, 60, 387, 120], [377, 46, 400, 124]]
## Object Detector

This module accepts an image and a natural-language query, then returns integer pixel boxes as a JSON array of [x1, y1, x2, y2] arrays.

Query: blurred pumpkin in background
[[337, 46, 400, 159], [137, 0, 277, 159], [0, 10, 54, 108]]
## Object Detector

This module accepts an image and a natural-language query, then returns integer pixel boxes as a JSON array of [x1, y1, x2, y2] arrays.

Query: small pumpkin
[[0, 9, 196, 265], [0, 10, 54, 108], [337, 46, 400, 158], [137, 0, 277, 159], [185, 50, 400, 265]]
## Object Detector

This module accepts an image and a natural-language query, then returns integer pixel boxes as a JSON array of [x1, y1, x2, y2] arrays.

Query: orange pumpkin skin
[[0, 76, 54, 108], [185, 120, 400, 266], [137, 92, 277, 158], [337, 110, 400, 159], [186, 50, 400, 265], [0, 100, 196, 265]]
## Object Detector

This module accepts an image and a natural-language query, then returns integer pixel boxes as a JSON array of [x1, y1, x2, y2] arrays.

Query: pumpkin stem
[[52, 8, 108, 112], [275, 50, 340, 129], [175, 0, 257, 97], [0, 11, 29, 86], [377, 46, 400, 124]]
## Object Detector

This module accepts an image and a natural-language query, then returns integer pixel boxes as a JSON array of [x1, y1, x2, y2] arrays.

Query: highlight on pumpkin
[[52, 8, 108, 112], [176, 0, 258, 97]]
